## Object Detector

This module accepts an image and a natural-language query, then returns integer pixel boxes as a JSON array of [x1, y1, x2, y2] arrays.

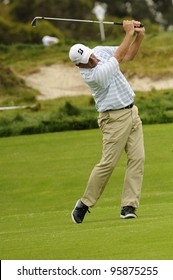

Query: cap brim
[[81, 49, 93, 64]]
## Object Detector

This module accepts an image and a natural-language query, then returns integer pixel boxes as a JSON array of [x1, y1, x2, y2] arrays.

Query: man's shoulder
[[93, 46, 118, 56], [92, 46, 109, 52]]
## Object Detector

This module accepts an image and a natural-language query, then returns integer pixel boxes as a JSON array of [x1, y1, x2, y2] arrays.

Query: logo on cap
[[78, 48, 83, 55]]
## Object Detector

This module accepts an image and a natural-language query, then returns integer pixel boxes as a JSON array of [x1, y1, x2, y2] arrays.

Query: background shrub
[[0, 17, 63, 44]]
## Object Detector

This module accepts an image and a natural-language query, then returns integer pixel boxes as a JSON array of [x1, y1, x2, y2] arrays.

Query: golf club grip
[[114, 22, 144, 28]]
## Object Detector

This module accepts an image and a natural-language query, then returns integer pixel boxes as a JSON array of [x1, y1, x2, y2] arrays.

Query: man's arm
[[114, 20, 145, 63], [123, 21, 145, 61], [114, 20, 135, 63]]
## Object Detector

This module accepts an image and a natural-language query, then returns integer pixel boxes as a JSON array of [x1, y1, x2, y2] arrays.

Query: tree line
[[7, 0, 173, 27], [0, 0, 172, 44]]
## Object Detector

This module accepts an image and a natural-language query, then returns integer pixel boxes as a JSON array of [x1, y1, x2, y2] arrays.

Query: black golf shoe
[[71, 200, 90, 223], [120, 206, 137, 219]]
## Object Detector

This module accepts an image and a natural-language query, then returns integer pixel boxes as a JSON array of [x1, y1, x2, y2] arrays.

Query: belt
[[120, 103, 134, 110], [105, 103, 133, 112]]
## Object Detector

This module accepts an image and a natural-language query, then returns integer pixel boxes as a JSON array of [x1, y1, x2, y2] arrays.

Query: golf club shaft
[[31, 16, 144, 28]]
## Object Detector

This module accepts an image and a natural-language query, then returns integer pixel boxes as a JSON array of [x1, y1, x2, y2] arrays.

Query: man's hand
[[123, 20, 145, 36], [123, 20, 135, 36], [132, 20, 145, 35]]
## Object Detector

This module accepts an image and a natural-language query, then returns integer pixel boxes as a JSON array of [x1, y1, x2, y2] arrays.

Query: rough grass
[[0, 32, 173, 136], [0, 31, 173, 76], [0, 124, 173, 260], [0, 31, 173, 108], [1, 90, 173, 137], [121, 32, 173, 78]]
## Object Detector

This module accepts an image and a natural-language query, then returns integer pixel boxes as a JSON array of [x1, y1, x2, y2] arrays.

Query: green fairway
[[0, 124, 173, 260]]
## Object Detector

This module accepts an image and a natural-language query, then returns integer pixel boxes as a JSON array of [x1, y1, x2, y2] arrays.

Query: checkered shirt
[[79, 46, 135, 112]]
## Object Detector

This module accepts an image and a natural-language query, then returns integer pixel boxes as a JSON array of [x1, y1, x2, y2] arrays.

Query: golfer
[[69, 20, 145, 223]]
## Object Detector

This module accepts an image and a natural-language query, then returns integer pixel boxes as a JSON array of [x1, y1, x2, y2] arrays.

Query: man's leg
[[82, 109, 134, 207], [71, 108, 141, 223], [121, 106, 145, 211]]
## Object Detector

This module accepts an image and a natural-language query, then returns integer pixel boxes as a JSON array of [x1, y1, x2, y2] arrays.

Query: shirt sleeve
[[93, 57, 120, 88], [94, 46, 118, 57]]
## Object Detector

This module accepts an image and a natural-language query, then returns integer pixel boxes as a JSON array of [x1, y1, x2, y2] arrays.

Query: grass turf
[[0, 124, 173, 260]]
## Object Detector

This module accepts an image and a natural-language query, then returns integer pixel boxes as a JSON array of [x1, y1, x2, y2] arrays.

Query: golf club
[[31, 16, 144, 28]]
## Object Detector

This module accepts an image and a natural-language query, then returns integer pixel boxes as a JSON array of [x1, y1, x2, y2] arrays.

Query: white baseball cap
[[69, 43, 93, 64]]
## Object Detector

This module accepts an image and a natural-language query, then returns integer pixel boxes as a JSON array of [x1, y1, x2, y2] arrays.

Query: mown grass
[[0, 124, 173, 260]]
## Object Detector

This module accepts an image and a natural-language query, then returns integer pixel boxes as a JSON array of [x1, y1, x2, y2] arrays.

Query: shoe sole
[[71, 200, 81, 224], [71, 212, 78, 223], [120, 213, 137, 219]]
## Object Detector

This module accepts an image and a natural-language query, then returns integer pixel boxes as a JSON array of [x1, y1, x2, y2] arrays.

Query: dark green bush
[[0, 114, 98, 137], [1, 90, 173, 137], [58, 101, 81, 117], [0, 17, 63, 44], [0, 64, 38, 105], [0, 64, 24, 88]]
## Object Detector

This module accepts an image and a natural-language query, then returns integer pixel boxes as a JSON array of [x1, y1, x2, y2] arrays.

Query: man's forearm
[[114, 32, 134, 63], [123, 33, 144, 61]]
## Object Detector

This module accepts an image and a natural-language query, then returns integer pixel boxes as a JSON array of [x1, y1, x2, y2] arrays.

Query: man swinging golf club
[[69, 20, 145, 223]]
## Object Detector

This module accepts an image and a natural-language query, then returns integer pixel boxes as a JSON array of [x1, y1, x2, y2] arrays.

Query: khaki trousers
[[81, 105, 145, 209]]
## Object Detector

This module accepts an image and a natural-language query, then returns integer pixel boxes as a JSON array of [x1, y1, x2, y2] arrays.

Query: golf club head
[[31, 18, 37, 27]]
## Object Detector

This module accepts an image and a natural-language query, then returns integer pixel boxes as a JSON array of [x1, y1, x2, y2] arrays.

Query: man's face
[[88, 54, 99, 68], [77, 53, 99, 68]]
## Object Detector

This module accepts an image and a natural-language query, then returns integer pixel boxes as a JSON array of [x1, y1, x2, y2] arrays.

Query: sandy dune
[[24, 64, 173, 100]]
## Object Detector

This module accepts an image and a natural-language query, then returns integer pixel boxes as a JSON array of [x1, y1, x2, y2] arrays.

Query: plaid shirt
[[79, 46, 135, 112]]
